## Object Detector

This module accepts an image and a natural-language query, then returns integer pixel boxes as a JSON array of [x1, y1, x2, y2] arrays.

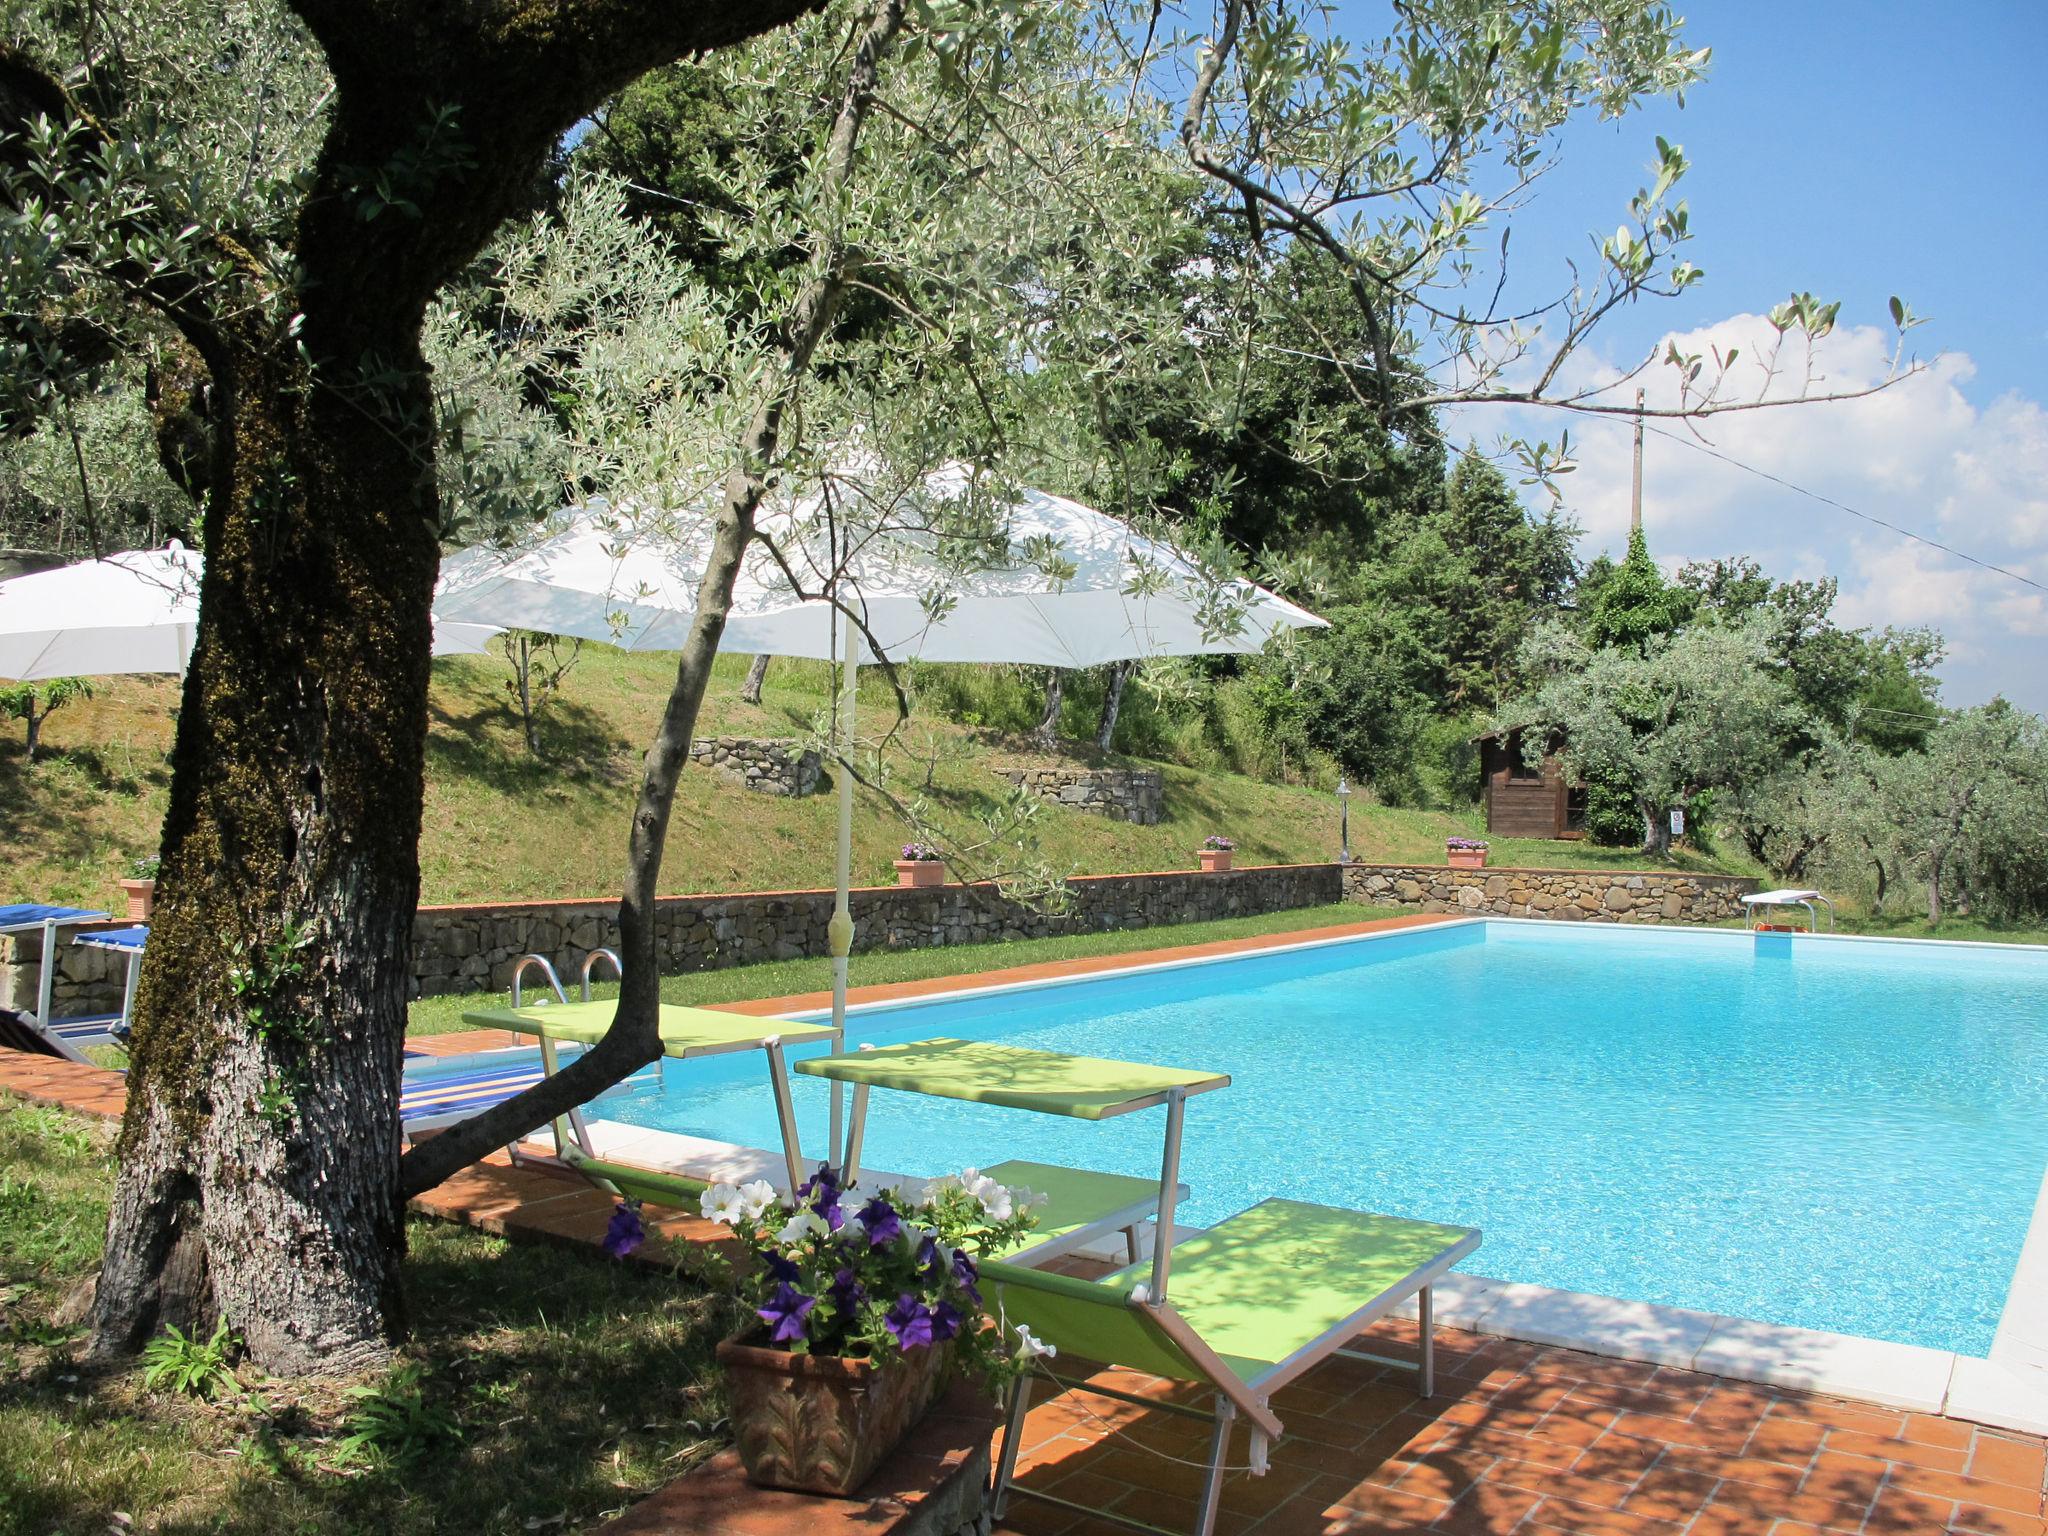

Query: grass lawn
[[0, 1101, 737, 1535], [407, 899, 1409, 1034], [1825, 908, 2048, 947]]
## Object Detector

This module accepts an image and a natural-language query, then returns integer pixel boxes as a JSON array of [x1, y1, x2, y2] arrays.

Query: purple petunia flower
[[931, 1300, 964, 1342], [797, 1165, 846, 1229], [915, 1233, 940, 1274], [951, 1246, 980, 1302], [602, 1202, 645, 1260], [758, 1282, 816, 1344], [828, 1266, 866, 1314], [764, 1250, 801, 1285], [857, 1195, 902, 1248], [885, 1293, 935, 1350]]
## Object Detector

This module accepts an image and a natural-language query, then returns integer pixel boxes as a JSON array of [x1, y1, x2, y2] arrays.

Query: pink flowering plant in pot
[[684, 1163, 1053, 1494], [1198, 834, 1235, 871], [893, 841, 945, 887], [1445, 836, 1489, 868]]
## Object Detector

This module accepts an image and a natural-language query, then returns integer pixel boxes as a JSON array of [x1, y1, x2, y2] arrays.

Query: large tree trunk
[[1928, 848, 1944, 925], [93, 329, 438, 1373]]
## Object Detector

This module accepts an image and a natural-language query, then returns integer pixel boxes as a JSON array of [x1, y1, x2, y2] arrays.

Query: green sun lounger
[[986, 1198, 1481, 1536], [462, 988, 840, 1189]]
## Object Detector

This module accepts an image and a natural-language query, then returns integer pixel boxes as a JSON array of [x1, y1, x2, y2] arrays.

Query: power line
[[1635, 418, 2048, 598]]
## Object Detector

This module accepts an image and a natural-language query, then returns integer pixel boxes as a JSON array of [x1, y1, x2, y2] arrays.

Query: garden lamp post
[[1337, 777, 1352, 865]]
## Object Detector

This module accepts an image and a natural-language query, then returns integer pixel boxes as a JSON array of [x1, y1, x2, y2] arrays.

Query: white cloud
[[1444, 314, 2048, 710]]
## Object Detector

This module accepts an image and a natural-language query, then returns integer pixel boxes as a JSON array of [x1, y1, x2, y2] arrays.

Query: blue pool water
[[580, 921, 2048, 1354]]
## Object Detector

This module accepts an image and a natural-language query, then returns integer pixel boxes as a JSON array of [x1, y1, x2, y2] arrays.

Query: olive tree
[[3, 0, 828, 1374], [1498, 614, 1803, 856]]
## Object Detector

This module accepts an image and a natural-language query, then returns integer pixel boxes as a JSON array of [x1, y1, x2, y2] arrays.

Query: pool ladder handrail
[[504, 953, 593, 1165], [510, 953, 569, 1009], [580, 947, 623, 1001]]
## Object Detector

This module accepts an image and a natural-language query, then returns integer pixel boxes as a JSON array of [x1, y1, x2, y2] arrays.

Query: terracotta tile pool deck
[[7, 911, 2047, 1534]]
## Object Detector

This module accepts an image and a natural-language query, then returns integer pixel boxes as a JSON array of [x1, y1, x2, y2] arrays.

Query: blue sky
[[1345, 0, 2048, 708]]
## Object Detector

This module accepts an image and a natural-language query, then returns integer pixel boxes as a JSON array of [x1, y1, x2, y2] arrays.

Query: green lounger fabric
[[461, 999, 837, 1055], [566, 1155, 710, 1210], [981, 1261, 1220, 1383], [793, 1038, 1227, 1119], [1106, 1199, 1479, 1379], [980, 1159, 1180, 1258]]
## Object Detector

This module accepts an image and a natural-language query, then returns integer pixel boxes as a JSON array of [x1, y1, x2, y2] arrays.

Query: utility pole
[[1630, 386, 1645, 533]]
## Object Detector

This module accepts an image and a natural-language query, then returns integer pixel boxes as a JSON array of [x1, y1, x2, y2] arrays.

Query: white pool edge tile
[[569, 1122, 2048, 1434], [1993, 1159, 2048, 1366], [1946, 1356, 2048, 1436]]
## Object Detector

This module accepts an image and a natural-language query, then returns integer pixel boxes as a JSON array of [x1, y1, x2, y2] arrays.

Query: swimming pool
[[571, 920, 2048, 1354]]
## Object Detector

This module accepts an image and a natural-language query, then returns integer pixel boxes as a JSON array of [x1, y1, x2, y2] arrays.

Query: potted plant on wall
[[1198, 834, 1236, 872], [681, 1165, 1049, 1495], [119, 854, 159, 921], [1445, 836, 1489, 870], [893, 842, 945, 888]]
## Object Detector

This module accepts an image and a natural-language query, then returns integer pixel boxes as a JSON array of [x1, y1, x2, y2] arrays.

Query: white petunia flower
[[967, 1174, 1015, 1222], [737, 1179, 779, 1219], [1014, 1325, 1056, 1360], [778, 1208, 828, 1245], [701, 1183, 745, 1225]]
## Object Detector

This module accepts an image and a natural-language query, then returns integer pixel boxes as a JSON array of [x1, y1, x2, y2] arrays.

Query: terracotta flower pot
[[718, 1334, 951, 1495], [1445, 847, 1487, 870], [894, 859, 943, 888], [1197, 849, 1233, 872], [118, 878, 156, 921]]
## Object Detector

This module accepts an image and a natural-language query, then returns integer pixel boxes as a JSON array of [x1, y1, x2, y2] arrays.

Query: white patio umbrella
[[0, 545, 201, 681], [435, 464, 1327, 1153], [434, 464, 1322, 664], [0, 543, 501, 681]]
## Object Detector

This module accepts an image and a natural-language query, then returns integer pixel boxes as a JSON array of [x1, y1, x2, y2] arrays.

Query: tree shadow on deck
[[999, 1318, 2013, 1535]]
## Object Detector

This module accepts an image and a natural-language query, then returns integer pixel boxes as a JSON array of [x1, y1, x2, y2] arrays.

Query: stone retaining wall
[[6, 859, 1763, 1012], [1342, 862, 1758, 923], [412, 861, 1340, 997], [686, 735, 822, 796], [1002, 765, 1163, 824]]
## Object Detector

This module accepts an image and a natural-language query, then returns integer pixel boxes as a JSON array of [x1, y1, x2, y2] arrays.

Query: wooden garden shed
[[1478, 728, 1585, 840]]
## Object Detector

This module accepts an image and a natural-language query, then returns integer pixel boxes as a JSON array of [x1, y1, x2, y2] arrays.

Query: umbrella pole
[[826, 616, 861, 1166]]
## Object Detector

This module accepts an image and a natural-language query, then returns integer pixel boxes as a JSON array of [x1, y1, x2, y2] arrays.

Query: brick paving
[[1003, 1325, 2048, 1535]]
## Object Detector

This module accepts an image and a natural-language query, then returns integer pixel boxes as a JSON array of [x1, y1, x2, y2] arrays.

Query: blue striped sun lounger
[[398, 1050, 651, 1139], [68, 924, 148, 1044]]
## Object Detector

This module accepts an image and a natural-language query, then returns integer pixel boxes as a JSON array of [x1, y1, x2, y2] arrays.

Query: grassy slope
[[4, 646, 1755, 913], [0, 1100, 735, 1535]]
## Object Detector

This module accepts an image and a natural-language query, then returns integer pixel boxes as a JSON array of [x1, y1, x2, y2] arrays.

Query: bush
[[908, 663, 1041, 736], [1582, 770, 1642, 847], [1411, 714, 1482, 809]]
